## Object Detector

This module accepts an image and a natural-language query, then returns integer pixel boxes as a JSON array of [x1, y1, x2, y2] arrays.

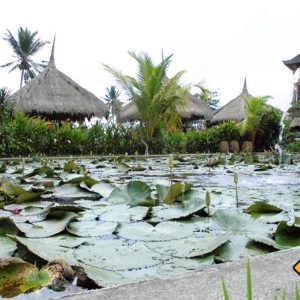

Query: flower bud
[[169, 154, 174, 168], [180, 181, 185, 193], [234, 172, 238, 184], [205, 191, 211, 207]]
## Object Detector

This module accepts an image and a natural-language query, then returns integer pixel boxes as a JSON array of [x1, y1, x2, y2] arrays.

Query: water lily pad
[[108, 181, 154, 206], [244, 201, 283, 214], [0, 257, 52, 298], [50, 184, 96, 200], [75, 239, 165, 271], [117, 221, 195, 241], [24, 166, 56, 178], [15, 212, 77, 238], [13, 235, 86, 265], [88, 181, 115, 198], [152, 196, 206, 221], [147, 232, 229, 258], [98, 204, 149, 223], [0, 217, 19, 236], [67, 220, 118, 237], [248, 235, 290, 250], [156, 182, 193, 204], [116, 162, 131, 173], [63, 175, 98, 187], [0, 237, 17, 258], [274, 221, 300, 247]]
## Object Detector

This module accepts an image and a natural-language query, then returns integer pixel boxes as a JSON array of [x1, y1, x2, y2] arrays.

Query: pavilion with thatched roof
[[117, 93, 213, 126], [8, 38, 107, 122], [212, 78, 251, 123]]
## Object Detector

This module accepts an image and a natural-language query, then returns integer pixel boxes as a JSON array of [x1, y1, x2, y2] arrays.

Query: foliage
[[287, 141, 300, 152], [103, 51, 189, 143], [194, 84, 220, 110], [104, 85, 123, 123], [1, 27, 49, 88], [239, 96, 271, 149]]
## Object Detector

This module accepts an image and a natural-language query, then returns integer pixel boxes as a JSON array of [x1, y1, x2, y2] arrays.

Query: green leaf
[[74, 239, 166, 271], [152, 195, 206, 221], [0, 237, 17, 258], [88, 181, 115, 198], [147, 232, 229, 258], [275, 221, 300, 247], [0, 217, 18, 236], [247, 258, 252, 300], [108, 181, 154, 206], [221, 278, 230, 300], [248, 235, 290, 250], [116, 162, 131, 173], [15, 212, 77, 238], [67, 220, 118, 237], [97, 204, 149, 223], [244, 201, 282, 214], [156, 182, 193, 204], [50, 184, 97, 200], [63, 175, 98, 187], [24, 166, 56, 178], [117, 221, 195, 241], [0, 257, 52, 298]]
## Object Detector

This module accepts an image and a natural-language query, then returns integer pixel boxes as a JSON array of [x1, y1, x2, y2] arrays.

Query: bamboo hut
[[117, 94, 213, 127], [8, 39, 107, 122], [213, 78, 251, 123]]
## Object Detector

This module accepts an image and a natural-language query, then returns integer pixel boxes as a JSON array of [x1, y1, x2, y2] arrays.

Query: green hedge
[[0, 114, 282, 157]]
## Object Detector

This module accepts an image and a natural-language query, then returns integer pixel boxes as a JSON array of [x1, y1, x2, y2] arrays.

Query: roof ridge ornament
[[48, 35, 56, 67], [242, 76, 248, 94]]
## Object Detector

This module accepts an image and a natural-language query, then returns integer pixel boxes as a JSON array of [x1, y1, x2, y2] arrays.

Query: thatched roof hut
[[213, 78, 251, 123], [8, 39, 107, 121], [117, 94, 213, 123]]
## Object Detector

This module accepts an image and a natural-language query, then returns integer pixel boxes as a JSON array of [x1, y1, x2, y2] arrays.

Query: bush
[[162, 130, 186, 153], [215, 121, 241, 141], [287, 141, 300, 152]]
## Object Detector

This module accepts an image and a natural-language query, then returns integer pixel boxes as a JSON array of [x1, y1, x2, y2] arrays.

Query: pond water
[[0, 153, 299, 299]]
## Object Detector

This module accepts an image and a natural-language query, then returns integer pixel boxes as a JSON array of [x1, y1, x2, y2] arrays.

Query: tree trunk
[[141, 139, 149, 156], [20, 70, 24, 89]]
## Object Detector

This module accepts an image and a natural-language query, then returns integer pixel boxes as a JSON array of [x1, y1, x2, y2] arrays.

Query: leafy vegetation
[[1, 27, 49, 88]]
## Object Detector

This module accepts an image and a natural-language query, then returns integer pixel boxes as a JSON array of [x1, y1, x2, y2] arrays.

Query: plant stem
[[235, 183, 239, 208]]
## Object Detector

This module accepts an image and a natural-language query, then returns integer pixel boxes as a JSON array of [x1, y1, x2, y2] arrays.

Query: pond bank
[[55, 247, 300, 300]]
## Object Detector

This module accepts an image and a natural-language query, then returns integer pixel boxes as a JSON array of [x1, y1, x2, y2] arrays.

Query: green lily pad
[[87, 181, 115, 198], [116, 162, 131, 173], [147, 232, 229, 258], [74, 239, 165, 271], [117, 221, 195, 241], [156, 182, 193, 204], [0, 257, 52, 298], [1, 182, 42, 203], [248, 234, 290, 250], [0, 237, 17, 258], [244, 201, 283, 214], [50, 184, 96, 200], [63, 175, 98, 187], [0, 217, 19, 236], [274, 221, 300, 247], [152, 196, 206, 221], [13, 235, 86, 265], [15, 212, 77, 238], [98, 204, 149, 223], [108, 181, 154, 206], [67, 220, 118, 237], [24, 166, 56, 178]]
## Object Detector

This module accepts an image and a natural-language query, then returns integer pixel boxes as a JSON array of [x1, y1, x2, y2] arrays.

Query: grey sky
[[1, 0, 300, 111]]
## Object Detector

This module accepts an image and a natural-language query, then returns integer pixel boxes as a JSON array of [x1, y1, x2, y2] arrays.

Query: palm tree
[[103, 51, 188, 144], [0, 87, 12, 125], [1, 27, 49, 88], [194, 83, 220, 110], [240, 96, 271, 149], [104, 85, 123, 123]]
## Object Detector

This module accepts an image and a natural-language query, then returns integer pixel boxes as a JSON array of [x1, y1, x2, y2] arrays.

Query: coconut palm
[[1, 27, 49, 88], [0, 87, 12, 125], [103, 51, 188, 143], [104, 85, 123, 123], [240, 95, 271, 149], [194, 83, 219, 110]]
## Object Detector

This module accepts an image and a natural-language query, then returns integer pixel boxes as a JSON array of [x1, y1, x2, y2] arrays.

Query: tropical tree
[[103, 51, 189, 150], [1, 27, 49, 88], [0, 87, 12, 125], [104, 85, 123, 124], [194, 84, 220, 110], [240, 96, 271, 149]]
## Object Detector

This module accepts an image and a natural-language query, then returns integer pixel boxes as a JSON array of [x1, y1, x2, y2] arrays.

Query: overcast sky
[[1, 0, 300, 111]]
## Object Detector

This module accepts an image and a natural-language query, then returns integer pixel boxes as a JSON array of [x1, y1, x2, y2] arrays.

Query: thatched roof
[[290, 116, 300, 128], [213, 78, 251, 123], [8, 38, 107, 121], [117, 94, 213, 123], [283, 54, 300, 71]]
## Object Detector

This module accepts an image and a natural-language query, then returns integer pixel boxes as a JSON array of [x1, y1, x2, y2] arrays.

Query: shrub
[[287, 141, 300, 152], [162, 130, 186, 153]]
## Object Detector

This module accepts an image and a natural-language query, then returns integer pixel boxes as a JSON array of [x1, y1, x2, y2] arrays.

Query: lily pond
[[0, 153, 300, 299]]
